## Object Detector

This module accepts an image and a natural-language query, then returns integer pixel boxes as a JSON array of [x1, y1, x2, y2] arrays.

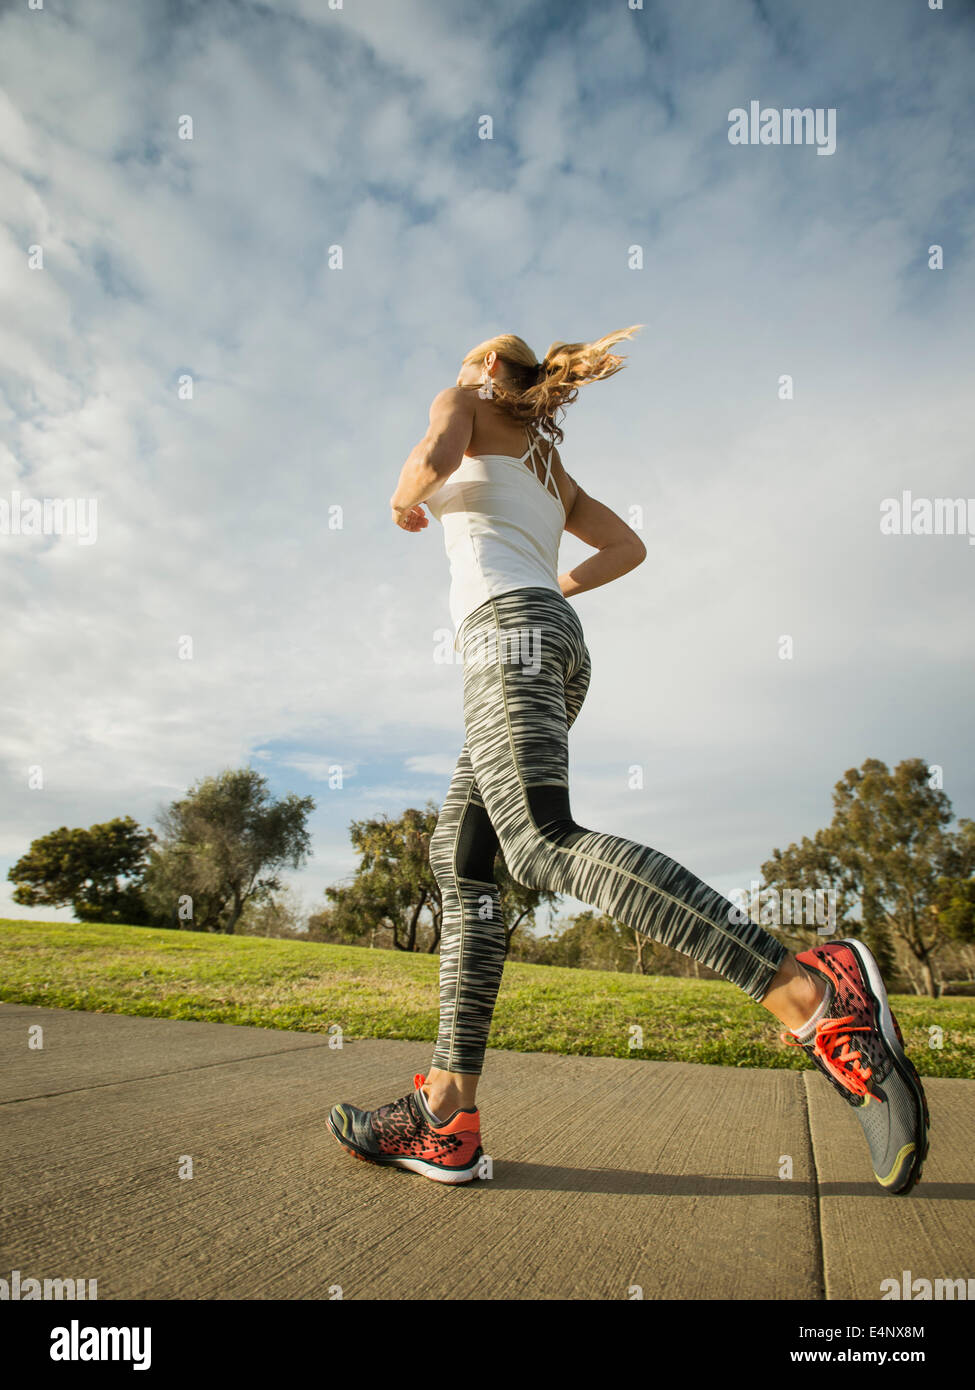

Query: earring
[[477, 366, 494, 400]]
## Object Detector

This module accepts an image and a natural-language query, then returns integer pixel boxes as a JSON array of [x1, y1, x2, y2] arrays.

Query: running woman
[[327, 328, 930, 1193]]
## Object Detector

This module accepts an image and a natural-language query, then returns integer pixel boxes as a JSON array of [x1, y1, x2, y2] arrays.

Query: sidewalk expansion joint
[[0, 1039, 334, 1106], [801, 1072, 827, 1300]]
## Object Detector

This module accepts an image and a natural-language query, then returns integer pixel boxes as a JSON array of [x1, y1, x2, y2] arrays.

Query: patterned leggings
[[428, 586, 788, 1075]]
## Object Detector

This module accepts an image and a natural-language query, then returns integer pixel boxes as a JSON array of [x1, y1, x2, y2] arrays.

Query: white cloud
[[278, 755, 357, 782], [405, 753, 462, 778]]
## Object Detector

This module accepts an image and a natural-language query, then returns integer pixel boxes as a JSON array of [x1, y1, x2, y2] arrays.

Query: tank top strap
[[520, 425, 556, 495], [541, 435, 555, 491], [518, 426, 538, 466]]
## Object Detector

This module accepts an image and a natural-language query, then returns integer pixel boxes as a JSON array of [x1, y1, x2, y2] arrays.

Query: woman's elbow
[[609, 537, 646, 578]]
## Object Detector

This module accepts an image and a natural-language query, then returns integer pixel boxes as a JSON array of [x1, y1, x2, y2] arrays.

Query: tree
[[7, 817, 156, 924], [762, 758, 975, 995], [143, 768, 315, 933], [527, 910, 634, 972], [759, 827, 874, 962], [933, 873, 975, 941], [930, 854, 975, 993], [319, 804, 559, 952], [624, 925, 667, 976], [319, 807, 442, 951], [237, 885, 313, 938], [494, 860, 560, 951]]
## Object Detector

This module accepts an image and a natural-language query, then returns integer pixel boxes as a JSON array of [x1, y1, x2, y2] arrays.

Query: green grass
[[1, 917, 973, 1077]]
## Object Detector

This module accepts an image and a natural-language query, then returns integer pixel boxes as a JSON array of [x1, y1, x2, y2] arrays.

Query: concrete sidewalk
[[1, 1002, 972, 1300]]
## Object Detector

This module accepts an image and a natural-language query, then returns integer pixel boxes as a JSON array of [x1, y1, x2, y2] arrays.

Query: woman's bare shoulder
[[429, 385, 476, 415]]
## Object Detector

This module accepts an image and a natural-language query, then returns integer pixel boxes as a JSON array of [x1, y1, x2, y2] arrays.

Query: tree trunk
[[225, 889, 243, 934], [427, 912, 441, 953], [901, 961, 921, 995], [919, 955, 936, 997], [405, 891, 426, 951], [506, 908, 530, 953]]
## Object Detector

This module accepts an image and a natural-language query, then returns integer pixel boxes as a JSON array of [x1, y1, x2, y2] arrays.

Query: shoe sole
[[839, 938, 931, 1195], [325, 1112, 483, 1184]]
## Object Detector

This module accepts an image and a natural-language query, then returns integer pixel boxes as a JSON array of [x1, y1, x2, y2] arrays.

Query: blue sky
[[1, 0, 973, 929]]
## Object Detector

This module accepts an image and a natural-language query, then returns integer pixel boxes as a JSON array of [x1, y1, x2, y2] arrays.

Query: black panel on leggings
[[454, 798, 501, 880], [526, 783, 589, 847]]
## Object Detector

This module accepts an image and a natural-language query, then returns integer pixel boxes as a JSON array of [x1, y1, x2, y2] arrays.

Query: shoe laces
[[783, 1014, 880, 1102], [373, 1078, 425, 1125]]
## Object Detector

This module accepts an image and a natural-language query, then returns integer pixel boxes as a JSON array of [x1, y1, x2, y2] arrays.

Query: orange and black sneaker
[[326, 1074, 483, 1184], [784, 939, 930, 1195]]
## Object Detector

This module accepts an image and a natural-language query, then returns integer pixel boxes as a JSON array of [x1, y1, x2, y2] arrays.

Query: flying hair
[[460, 325, 643, 445]]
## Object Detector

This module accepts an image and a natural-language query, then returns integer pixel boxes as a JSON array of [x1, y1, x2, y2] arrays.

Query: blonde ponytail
[[461, 325, 643, 445]]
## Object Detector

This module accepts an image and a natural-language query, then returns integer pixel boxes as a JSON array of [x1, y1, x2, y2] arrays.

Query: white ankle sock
[[791, 971, 833, 1043]]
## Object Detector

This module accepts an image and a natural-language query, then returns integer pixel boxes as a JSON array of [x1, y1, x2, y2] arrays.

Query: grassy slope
[[1, 918, 972, 1076]]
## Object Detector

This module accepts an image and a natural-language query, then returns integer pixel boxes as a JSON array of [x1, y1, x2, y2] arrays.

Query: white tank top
[[425, 425, 565, 651]]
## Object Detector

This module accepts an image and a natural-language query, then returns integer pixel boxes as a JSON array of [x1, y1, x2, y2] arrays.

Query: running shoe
[[326, 1073, 483, 1184], [783, 939, 930, 1195]]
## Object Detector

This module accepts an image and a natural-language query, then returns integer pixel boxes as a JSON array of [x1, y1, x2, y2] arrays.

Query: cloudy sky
[[1, 0, 972, 933]]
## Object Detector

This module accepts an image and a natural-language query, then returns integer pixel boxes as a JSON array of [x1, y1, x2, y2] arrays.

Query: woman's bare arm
[[558, 478, 647, 597], [390, 388, 475, 527]]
